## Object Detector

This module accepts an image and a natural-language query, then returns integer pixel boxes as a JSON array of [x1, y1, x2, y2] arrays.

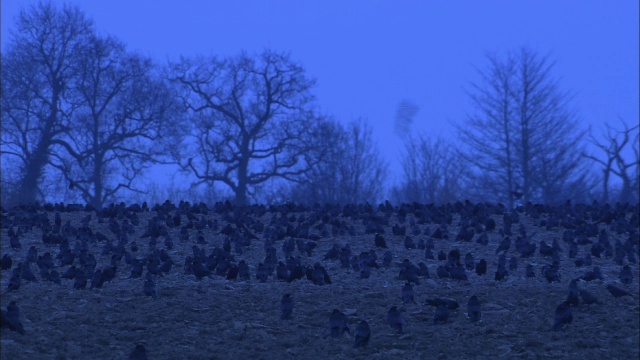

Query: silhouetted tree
[[392, 135, 468, 204], [583, 120, 639, 203], [48, 35, 176, 209], [168, 50, 329, 205], [289, 118, 388, 205], [1, 2, 93, 207], [453, 48, 589, 206]]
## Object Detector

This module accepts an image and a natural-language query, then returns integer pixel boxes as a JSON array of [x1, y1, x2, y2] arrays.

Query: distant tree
[[392, 135, 468, 204], [289, 118, 388, 205], [453, 47, 589, 207], [1, 2, 94, 207], [48, 35, 176, 209], [168, 50, 330, 205], [583, 120, 639, 203]]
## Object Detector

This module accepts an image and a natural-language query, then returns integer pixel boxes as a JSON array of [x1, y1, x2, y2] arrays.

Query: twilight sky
[[2, 1, 638, 196]]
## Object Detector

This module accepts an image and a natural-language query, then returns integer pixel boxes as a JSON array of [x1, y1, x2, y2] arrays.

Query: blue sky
[[2, 0, 638, 194]]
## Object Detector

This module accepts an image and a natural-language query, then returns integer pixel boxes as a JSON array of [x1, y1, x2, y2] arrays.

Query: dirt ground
[[1, 205, 638, 359]]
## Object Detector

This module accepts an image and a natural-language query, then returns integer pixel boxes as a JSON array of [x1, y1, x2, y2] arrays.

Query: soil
[[1, 205, 638, 360]]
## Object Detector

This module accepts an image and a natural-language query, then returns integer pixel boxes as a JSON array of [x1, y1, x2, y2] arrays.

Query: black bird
[[402, 282, 416, 304], [90, 270, 104, 289], [1, 301, 25, 334], [433, 304, 450, 325], [525, 264, 535, 278], [276, 261, 288, 281], [353, 320, 371, 348], [607, 284, 632, 298], [382, 251, 393, 267], [8, 267, 21, 292], [495, 236, 511, 254], [329, 309, 350, 338], [581, 266, 603, 282], [437, 250, 447, 261], [74, 269, 87, 290], [387, 306, 404, 334], [437, 265, 449, 278], [619, 265, 633, 285], [476, 259, 487, 276], [566, 279, 580, 307], [143, 272, 156, 297], [552, 300, 573, 331], [1, 254, 12, 270], [48, 270, 61, 285], [375, 234, 387, 248], [226, 263, 238, 280], [256, 263, 269, 283], [20, 262, 37, 282], [280, 294, 294, 320], [129, 344, 148, 360], [464, 253, 475, 271], [238, 260, 250, 281], [467, 295, 481, 322], [579, 289, 601, 305]]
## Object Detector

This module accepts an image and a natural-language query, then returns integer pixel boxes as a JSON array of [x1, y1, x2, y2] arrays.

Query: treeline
[[1, 2, 638, 208]]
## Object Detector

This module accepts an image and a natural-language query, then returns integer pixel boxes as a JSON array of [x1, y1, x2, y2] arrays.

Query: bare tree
[[47, 35, 176, 209], [168, 50, 329, 205], [392, 135, 468, 204], [289, 118, 388, 205], [1, 2, 93, 207], [583, 120, 639, 203], [453, 47, 589, 207]]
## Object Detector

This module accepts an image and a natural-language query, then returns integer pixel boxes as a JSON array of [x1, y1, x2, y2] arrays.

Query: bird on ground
[[280, 294, 294, 320], [1, 301, 25, 334], [566, 279, 580, 307], [525, 264, 535, 278], [143, 272, 156, 297], [552, 300, 573, 331], [476, 259, 487, 276], [467, 295, 481, 322], [619, 265, 633, 285], [374, 234, 387, 248], [607, 284, 632, 298], [329, 309, 350, 338], [401, 282, 416, 304], [128, 344, 148, 360], [387, 306, 404, 334], [353, 320, 371, 348], [433, 304, 449, 325], [579, 289, 601, 305]]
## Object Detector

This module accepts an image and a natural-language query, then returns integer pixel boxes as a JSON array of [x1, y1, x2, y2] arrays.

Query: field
[[1, 202, 638, 359]]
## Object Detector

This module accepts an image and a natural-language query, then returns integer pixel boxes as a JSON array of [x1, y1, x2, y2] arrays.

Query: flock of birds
[[1, 200, 638, 358]]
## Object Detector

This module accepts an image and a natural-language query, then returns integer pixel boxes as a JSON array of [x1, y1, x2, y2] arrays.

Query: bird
[[619, 265, 633, 285], [280, 294, 294, 320], [467, 295, 481, 322], [143, 272, 156, 297], [525, 264, 535, 278], [566, 279, 580, 307], [129, 344, 148, 360], [476, 259, 487, 276], [552, 300, 572, 331], [401, 282, 416, 304], [433, 304, 450, 325], [387, 306, 404, 334], [329, 309, 350, 338], [1, 301, 25, 334], [353, 320, 371, 348], [607, 284, 632, 298], [579, 289, 601, 305], [375, 233, 387, 248]]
